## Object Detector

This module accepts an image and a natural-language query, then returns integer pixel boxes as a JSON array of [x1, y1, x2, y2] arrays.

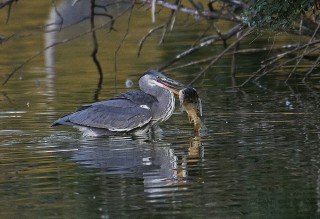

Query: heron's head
[[139, 70, 185, 95]]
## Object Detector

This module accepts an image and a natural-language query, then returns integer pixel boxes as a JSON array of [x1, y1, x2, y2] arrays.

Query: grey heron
[[51, 70, 185, 136]]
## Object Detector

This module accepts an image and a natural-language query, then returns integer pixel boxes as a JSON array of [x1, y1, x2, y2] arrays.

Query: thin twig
[[0, 0, 19, 23], [138, 24, 164, 56], [163, 44, 303, 72], [191, 24, 212, 47], [114, 1, 135, 90], [140, 0, 241, 22], [6, 1, 12, 23], [0, 0, 17, 9], [231, 31, 242, 87], [302, 51, 320, 82], [286, 20, 320, 81], [159, 0, 180, 44], [240, 39, 320, 87], [188, 26, 254, 86], [90, 0, 104, 101], [2, 1, 133, 86], [3, 30, 98, 86], [158, 23, 245, 71], [188, 0, 226, 46]]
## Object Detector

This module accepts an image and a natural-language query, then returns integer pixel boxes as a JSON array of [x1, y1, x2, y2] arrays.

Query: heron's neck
[[152, 88, 175, 122]]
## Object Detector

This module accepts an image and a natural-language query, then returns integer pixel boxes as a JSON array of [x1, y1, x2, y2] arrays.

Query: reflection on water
[[2, 86, 320, 217], [70, 134, 205, 217], [73, 136, 203, 188]]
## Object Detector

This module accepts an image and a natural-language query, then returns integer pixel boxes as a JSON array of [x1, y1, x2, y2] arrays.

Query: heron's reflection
[[72, 136, 203, 193]]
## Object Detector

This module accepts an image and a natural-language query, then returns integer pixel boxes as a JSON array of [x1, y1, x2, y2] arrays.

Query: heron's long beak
[[157, 77, 186, 95]]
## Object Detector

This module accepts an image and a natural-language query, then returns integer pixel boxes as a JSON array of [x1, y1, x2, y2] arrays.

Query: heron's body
[[51, 70, 183, 136]]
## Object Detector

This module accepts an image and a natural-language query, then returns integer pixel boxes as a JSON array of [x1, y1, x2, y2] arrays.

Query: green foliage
[[242, 0, 314, 30]]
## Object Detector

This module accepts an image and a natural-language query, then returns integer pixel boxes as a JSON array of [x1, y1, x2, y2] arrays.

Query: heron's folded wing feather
[[68, 104, 152, 131], [114, 90, 157, 106]]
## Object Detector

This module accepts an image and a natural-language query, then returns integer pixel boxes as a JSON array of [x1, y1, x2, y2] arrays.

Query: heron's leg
[[149, 125, 163, 140]]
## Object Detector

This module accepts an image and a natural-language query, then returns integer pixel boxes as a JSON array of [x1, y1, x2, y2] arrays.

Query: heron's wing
[[61, 100, 153, 132], [114, 90, 157, 106], [75, 91, 156, 111], [51, 90, 157, 131]]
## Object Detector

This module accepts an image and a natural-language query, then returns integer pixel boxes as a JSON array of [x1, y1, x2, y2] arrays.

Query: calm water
[[1, 1, 320, 218]]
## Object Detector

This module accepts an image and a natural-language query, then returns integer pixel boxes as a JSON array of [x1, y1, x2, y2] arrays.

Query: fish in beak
[[179, 87, 203, 137]]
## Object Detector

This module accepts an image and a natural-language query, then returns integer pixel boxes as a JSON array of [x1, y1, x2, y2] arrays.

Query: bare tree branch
[[239, 40, 320, 87], [2, 0, 134, 86], [188, 26, 254, 86], [141, 0, 241, 22], [114, 1, 135, 90], [0, 0, 18, 23], [138, 24, 164, 56], [163, 44, 304, 72], [158, 23, 245, 71], [159, 0, 180, 44], [302, 55, 320, 82], [90, 0, 104, 101], [286, 20, 320, 81], [0, 0, 17, 9]]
